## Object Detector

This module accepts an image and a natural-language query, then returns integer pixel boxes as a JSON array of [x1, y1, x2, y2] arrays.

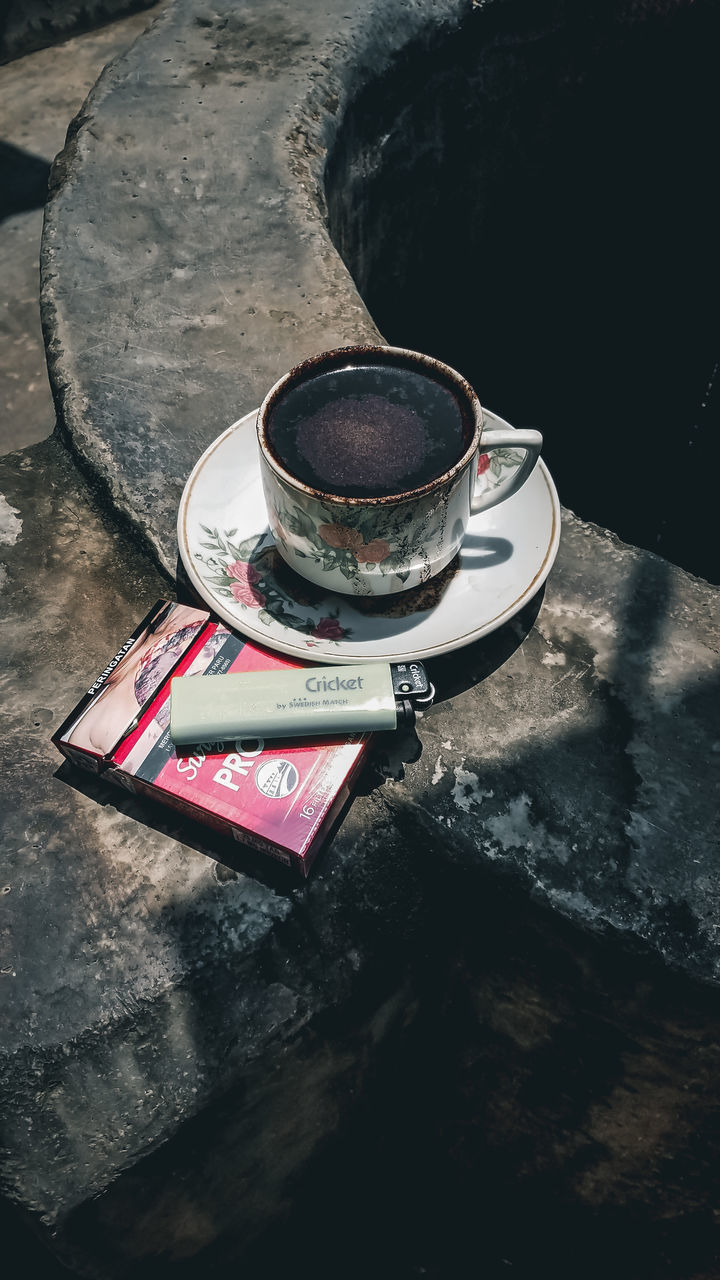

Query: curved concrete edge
[[0, 437, 432, 1237], [40, 0, 471, 576], [6, 0, 719, 1265], [2, 441, 719, 1272], [37, 0, 720, 972], [0, 0, 157, 64]]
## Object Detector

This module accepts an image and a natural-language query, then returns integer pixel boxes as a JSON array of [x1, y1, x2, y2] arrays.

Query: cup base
[[272, 535, 461, 597]]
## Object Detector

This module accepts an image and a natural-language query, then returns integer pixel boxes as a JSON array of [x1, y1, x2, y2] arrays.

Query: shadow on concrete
[[227, 555, 720, 1280], [327, 0, 720, 583], [234, 851, 720, 1280], [0, 140, 50, 221], [428, 586, 545, 702], [55, 756, 305, 895], [0, 1194, 79, 1279], [47, 538, 720, 1279], [0, 0, 157, 65]]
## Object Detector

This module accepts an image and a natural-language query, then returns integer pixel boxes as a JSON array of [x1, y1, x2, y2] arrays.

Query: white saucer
[[177, 410, 561, 664]]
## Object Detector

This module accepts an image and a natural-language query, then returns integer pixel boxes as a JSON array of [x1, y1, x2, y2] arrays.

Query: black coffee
[[266, 363, 469, 498]]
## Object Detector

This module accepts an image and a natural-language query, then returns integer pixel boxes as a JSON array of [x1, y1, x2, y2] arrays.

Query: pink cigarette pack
[[54, 602, 369, 875]]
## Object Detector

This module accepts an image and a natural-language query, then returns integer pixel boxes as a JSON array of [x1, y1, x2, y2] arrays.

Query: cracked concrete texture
[[0, 435, 427, 1237], [405, 514, 720, 972], [0, 1, 169, 454], [40, 0, 463, 572], [2, 0, 720, 1273], [38, 0, 717, 972]]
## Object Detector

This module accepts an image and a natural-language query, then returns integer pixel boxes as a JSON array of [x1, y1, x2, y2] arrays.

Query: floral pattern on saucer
[[177, 408, 561, 664], [193, 526, 352, 644]]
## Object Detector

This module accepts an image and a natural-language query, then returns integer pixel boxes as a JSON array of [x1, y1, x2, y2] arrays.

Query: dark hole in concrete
[[326, 0, 719, 583]]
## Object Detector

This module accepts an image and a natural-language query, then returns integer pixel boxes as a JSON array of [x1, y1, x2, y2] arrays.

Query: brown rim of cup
[[256, 344, 484, 507]]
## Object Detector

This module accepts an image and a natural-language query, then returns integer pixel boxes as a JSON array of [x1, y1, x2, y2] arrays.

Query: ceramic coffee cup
[[256, 345, 543, 597]]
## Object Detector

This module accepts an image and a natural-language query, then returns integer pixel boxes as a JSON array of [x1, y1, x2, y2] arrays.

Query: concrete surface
[[1, 0, 719, 1276], [0, 1, 168, 454], [0, 1, 156, 63]]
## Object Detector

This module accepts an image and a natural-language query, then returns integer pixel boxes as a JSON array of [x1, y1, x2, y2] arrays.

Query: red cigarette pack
[[52, 601, 213, 773], [54, 602, 369, 876]]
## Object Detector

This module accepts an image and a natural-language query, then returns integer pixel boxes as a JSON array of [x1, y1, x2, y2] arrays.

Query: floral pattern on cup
[[193, 525, 352, 644], [477, 446, 525, 482], [265, 446, 527, 594], [270, 491, 450, 592], [319, 523, 391, 565]]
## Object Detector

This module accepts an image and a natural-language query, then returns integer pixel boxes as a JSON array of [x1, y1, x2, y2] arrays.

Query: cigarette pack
[[52, 601, 212, 773], [54, 603, 369, 876]]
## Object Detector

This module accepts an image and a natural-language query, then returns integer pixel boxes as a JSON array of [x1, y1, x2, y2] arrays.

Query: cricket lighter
[[169, 661, 434, 745]]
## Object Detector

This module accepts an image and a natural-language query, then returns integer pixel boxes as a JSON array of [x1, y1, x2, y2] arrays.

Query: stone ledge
[[40, 0, 465, 575], [1, 0, 718, 1273], [37, 0, 720, 976], [3, 438, 719, 1277], [0, 436, 430, 1238]]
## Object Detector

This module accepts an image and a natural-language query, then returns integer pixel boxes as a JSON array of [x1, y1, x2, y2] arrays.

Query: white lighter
[[169, 661, 434, 745]]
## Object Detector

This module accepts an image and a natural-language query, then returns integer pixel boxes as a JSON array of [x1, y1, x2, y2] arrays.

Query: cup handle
[[470, 428, 543, 516]]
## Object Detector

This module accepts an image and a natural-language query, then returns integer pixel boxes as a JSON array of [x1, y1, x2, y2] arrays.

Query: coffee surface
[[267, 364, 468, 498]]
